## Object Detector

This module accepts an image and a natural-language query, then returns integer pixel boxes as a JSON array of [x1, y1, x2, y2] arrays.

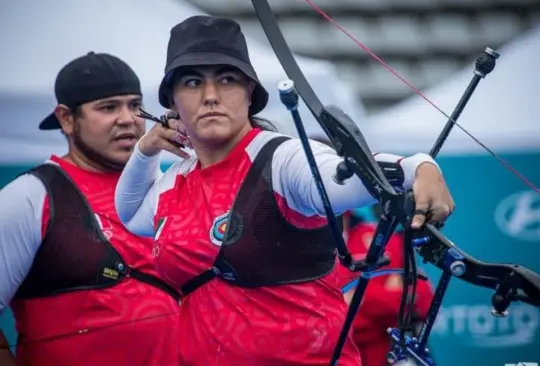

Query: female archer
[[114, 15, 454, 365]]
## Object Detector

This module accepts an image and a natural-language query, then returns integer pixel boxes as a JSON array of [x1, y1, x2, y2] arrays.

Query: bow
[[250, 0, 540, 365], [2, 3, 539, 361]]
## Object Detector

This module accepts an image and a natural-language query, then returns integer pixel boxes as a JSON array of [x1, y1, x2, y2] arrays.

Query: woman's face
[[171, 65, 255, 147]]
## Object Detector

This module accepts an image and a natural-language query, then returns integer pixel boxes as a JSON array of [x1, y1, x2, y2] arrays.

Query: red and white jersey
[[0, 156, 180, 366], [115, 128, 439, 366]]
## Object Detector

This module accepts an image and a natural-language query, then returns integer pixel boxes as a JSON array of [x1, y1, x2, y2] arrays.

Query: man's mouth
[[113, 132, 138, 147]]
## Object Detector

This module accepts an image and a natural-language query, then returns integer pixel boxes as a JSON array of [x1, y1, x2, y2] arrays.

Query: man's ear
[[54, 104, 75, 136]]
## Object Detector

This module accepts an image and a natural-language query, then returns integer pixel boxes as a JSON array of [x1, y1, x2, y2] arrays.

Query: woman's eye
[[185, 79, 201, 87], [220, 76, 236, 84]]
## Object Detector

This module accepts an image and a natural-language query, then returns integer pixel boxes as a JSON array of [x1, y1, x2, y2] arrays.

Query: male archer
[[0, 52, 184, 366]]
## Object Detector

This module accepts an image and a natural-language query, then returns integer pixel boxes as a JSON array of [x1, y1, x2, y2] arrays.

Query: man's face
[[171, 65, 254, 148], [70, 95, 145, 171]]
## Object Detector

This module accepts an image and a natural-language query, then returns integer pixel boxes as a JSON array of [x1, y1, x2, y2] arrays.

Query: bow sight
[[266, 7, 540, 364]]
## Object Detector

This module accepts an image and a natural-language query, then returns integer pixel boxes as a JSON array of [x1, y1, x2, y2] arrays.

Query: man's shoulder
[[1, 164, 53, 195], [0, 170, 49, 222]]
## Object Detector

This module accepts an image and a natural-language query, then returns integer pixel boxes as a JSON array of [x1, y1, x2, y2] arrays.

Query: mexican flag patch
[[154, 217, 168, 240]]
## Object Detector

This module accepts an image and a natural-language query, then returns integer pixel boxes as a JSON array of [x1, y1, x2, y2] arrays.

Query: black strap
[[128, 267, 181, 303], [180, 269, 217, 296], [21, 164, 181, 304], [180, 135, 290, 296]]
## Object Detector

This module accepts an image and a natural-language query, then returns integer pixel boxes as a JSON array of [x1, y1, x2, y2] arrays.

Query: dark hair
[[71, 105, 84, 119], [57, 105, 84, 138], [250, 116, 278, 132]]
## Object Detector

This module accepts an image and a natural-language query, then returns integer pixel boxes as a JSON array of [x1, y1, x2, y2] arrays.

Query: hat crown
[[165, 16, 251, 72], [54, 52, 140, 106]]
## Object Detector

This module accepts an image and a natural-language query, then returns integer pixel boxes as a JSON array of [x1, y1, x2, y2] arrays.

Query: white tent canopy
[[363, 25, 540, 156], [0, 0, 366, 164]]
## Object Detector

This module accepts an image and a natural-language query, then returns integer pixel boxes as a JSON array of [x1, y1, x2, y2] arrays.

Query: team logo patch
[[210, 211, 230, 246]]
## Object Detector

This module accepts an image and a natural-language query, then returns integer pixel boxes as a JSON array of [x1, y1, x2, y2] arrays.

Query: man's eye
[[130, 102, 142, 110], [101, 105, 116, 112]]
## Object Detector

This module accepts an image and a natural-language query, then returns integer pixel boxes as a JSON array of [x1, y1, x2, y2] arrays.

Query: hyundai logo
[[494, 190, 540, 241]]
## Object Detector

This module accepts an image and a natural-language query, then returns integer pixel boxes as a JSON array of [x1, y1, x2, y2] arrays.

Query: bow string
[[300, 0, 539, 194]]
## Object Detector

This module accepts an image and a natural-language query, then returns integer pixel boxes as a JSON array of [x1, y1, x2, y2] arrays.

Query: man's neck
[[63, 146, 120, 174], [194, 125, 252, 169]]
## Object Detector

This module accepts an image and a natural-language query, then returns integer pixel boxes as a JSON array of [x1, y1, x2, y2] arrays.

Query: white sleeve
[[0, 174, 45, 314], [273, 139, 440, 217], [115, 142, 163, 237]]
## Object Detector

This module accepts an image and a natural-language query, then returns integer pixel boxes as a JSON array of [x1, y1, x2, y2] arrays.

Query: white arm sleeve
[[273, 139, 440, 217], [115, 143, 163, 237], [0, 174, 46, 314]]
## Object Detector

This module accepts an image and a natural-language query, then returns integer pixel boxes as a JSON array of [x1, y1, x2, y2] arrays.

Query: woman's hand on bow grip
[[411, 162, 455, 229], [138, 112, 191, 159]]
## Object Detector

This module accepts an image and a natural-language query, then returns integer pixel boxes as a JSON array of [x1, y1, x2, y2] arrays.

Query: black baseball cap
[[158, 15, 269, 116], [39, 52, 142, 130]]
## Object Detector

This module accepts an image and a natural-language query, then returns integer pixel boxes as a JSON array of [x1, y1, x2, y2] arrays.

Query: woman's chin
[[193, 121, 252, 147], [198, 128, 233, 146]]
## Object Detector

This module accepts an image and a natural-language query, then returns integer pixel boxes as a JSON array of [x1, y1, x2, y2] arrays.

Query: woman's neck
[[194, 125, 252, 169]]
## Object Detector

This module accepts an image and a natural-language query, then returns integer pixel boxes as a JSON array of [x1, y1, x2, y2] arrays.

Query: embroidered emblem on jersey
[[154, 217, 168, 241], [153, 217, 169, 257], [210, 211, 231, 246]]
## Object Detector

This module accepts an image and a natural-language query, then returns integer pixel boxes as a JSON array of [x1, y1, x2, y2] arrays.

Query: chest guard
[[13, 164, 179, 302], [181, 136, 337, 296]]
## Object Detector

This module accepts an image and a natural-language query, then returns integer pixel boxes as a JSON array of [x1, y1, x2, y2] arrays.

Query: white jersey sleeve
[[115, 142, 196, 237], [115, 143, 163, 237], [271, 138, 439, 217], [0, 174, 46, 314]]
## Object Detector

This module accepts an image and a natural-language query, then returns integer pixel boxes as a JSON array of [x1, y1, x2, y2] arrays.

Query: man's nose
[[116, 105, 137, 125]]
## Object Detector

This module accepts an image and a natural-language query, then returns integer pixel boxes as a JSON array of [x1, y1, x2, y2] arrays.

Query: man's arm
[[0, 174, 46, 364], [273, 138, 440, 217]]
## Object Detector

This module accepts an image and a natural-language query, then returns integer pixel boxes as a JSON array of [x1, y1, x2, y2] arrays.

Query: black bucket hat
[[158, 15, 269, 116]]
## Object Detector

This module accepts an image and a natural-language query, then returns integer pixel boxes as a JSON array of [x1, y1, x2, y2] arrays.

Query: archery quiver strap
[[180, 136, 337, 296], [13, 164, 180, 303]]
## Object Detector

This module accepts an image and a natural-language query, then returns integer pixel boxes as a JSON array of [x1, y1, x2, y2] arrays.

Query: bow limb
[[251, 1, 410, 364], [251, 0, 400, 270]]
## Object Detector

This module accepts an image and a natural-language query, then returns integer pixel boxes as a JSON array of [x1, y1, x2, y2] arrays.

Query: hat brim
[[39, 112, 61, 130], [158, 52, 269, 116]]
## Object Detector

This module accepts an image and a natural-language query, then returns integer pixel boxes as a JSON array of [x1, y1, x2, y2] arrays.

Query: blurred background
[[1, 0, 539, 365]]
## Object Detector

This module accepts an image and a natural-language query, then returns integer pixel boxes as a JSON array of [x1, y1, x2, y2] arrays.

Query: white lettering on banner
[[431, 304, 539, 347], [495, 190, 540, 241]]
